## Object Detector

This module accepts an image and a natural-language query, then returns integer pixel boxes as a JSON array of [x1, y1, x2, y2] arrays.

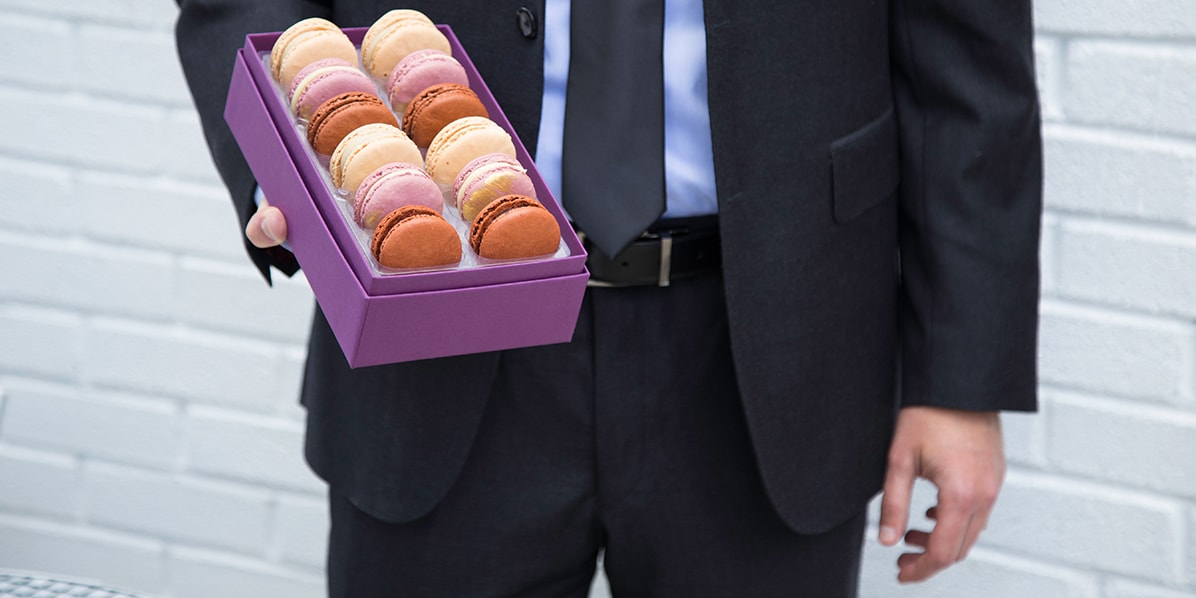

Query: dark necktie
[[561, 0, 666, 259]]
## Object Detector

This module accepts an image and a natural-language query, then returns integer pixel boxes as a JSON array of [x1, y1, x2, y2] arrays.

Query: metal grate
[[0, 573, 149, 598]]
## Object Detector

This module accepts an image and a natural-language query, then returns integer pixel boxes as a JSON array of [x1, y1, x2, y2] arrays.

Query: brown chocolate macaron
[[370, 205, 462, 269], [307, 92, 399, 155], [401, 83, 489, 148], [469, 195, 561, 260]]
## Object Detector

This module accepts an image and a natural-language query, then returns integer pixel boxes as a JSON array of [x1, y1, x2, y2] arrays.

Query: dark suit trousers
[[326, 272, 867, 597]]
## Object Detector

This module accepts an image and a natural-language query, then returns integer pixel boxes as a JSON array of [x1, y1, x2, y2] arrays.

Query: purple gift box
[[224, 25, 588, 368]]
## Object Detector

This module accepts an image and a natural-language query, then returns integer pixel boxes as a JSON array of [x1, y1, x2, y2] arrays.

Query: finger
[[919, 503, 984, 561], [899, 493, 973, 583], [957, 505, 992, 561], [246, 205, 287, 248], [261, 206, 288, 243], [896, 551, 921, 570], [879, 451, 917, 546], [903, 529, 930, 549]]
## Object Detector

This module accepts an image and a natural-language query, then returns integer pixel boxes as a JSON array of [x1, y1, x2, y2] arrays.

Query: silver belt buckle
[[578, 230, 674, 288], [656, 230, 672, 287]]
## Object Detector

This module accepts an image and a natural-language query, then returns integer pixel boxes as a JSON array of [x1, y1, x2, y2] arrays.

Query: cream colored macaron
[[361, 9, 451, 82], [424, 116, 516, 189], [271, 17, 358, 86], [329, 123, 424, 196]]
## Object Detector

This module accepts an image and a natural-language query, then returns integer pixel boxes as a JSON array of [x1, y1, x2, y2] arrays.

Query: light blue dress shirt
[[534, 0, 718, 219]]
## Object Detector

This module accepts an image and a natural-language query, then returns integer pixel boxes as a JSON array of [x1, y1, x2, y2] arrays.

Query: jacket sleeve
[[174, 0, 333, 283], [889, 0, 1043, 412]]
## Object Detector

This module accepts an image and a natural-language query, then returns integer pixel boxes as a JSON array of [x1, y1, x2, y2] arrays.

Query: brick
[[1038, 301, 1196, 405], [1034, 37, 1064, 121], [0, 13, 73, 89], [0, 87, 167, 174], [1057, 221, 1196, 319], [0, 157, 77, 235], [983, 472, 1182, 582], [0, 234, 175, 321], [0, 306, 82, 381], [276, 347, 309, 420], [0, 515, 165, 595], [0, 0, 178, 29], [84, 463, 271, 554], [165, 109, 228, 186], [1105, 580, 1196, 598], [185, 407, 323, 494], [77, 25, 192, 106], [167, 547, 323, 598], [77, 172, 245, 261], [0, 445, 81, 519], [272, 494, 328, 568], [1043, 126, 1196, 226], [1189, 508, 1196, 588], [85, 319, 281, 410], [177, 258, 313, 344], [1002, 409, 1046, 468], [1065, 42, 1196, 137], [1049, 392, 1196, 500], [1035, 0, 1196, 37], [860, 544, 1099, 598], [0, 385, 180, 468], [1040, 213, 1058, 296]]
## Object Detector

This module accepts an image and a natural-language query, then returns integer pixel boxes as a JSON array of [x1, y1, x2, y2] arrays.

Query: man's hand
[[878, 406, 1005, 583], [246, 197, 288, 248]]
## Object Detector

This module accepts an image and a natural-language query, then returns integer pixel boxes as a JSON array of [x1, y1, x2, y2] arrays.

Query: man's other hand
[[878, 406, 1005, 583]]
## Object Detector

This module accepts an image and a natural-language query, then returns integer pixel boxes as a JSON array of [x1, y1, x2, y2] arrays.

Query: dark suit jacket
[[176, 0, 1041, 534]]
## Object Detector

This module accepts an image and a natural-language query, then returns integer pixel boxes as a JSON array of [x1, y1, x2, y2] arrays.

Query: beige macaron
[[360, 9, 451, 82], [270, 17, 358, 86], [424, 116, 517, 190], [328, 123, 424, 196]]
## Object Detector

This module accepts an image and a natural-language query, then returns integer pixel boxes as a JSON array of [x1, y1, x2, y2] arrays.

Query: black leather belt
[[579, 216, 721, 287]]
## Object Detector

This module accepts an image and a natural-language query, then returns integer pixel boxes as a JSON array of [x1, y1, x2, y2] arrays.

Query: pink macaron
[[387, 49, 470, 114], [289, 60, 379, 120], [354, 162, 445, 230], [288, 58, 354, 97], [452, 153, 537, 222]]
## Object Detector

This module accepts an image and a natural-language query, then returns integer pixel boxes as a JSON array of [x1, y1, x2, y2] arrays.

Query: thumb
[[261, 206, 287, 244], [246, 202, 289, 249], [879, 450, 915, 546]]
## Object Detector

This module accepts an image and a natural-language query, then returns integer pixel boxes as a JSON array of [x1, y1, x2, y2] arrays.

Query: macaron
[[387, 49, 470, 114], [353, 162, 444, 230], [270, 18, 358, 87], [401, 83, 489, 148], [424, 116, 516, 189], [289, 58, 352, 88], [452, 154, 537, 222], [361, 9, 451, 82], [328, 123, 423, 195], [306, 92, 398, 156], [469, 195, 561, 260], [370, 205, 462, 269], [289, 62, 377, 121]]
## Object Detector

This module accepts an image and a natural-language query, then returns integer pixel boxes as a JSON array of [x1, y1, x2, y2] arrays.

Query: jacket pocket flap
[[830, 108, 899, 223]]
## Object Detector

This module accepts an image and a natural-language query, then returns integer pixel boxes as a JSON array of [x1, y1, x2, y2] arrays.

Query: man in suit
[[176, 0, 1041, 595]]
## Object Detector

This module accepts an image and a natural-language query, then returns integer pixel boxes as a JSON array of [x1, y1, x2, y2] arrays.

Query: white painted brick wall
[[1038, 301, 1196, 405], [0, 1, 1192, 597]]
